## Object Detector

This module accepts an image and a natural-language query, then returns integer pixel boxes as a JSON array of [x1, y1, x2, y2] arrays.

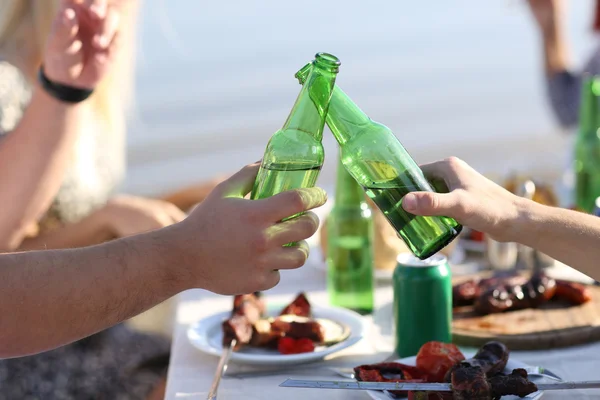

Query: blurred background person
[[0, 0, 219, 398], [526, 0, 600, 129]]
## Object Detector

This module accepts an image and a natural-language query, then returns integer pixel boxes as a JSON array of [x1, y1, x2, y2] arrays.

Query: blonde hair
[[0, 0, 138, 134]]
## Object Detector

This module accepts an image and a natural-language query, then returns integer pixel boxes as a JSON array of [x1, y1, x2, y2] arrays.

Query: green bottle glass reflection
[[575, 75, 600, 213], [326, 154, 375, 315], [296, 62, 462, 260], [250, 53, 340, 219]]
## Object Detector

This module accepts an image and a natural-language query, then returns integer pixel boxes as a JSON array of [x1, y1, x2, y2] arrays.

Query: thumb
[[401, 191, 461, 217], [211, 162, 260, 198]]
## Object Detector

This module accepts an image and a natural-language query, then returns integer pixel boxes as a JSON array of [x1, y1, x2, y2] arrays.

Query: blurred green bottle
[[295, 61, 461, 260], [575, 75, 600, 213], [326, 154, 375, 315], [250, 53, 340, 222]]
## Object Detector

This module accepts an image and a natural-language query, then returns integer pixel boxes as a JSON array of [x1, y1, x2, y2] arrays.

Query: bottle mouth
[[294, 63, 312, 84], [314, 52, 341, 72]]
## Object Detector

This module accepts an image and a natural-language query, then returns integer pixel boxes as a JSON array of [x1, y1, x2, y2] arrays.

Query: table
[[164, 251, 600, 400]]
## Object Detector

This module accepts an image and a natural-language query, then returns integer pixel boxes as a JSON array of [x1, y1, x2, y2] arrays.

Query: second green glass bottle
[[575, 75, 600, 213], [250, 53, 340, 223], [296, 61, 462, 260], [326, 153, 375, 315]]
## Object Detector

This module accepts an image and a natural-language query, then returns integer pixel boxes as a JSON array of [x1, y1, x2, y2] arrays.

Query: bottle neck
[[295, 64, 370, 145], [282, 64, 337, 141], [334, 155, 365, 207]]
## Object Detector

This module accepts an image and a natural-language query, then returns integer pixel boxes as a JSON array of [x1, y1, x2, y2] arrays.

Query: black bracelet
[[37, 66, 94, 103]]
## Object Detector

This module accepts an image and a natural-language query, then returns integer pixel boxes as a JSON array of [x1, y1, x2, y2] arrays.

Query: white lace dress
[[0, 61, 170, 400]]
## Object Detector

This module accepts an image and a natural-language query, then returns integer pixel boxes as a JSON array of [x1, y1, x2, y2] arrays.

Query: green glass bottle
[[326, 154, 375, 315], [250, 53, 340, 221], [575, 75, 600, 213], [296, 62, 462, 260]]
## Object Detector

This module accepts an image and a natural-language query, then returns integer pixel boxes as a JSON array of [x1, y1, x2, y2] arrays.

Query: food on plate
[[221, 292, 332, 355], [353, 362, 427, 397], [416, 342, 465, 383], [223, 292, 266, 349], [487, 369, 538, 399], [554, 280, 593, 305], [232, 292, 266, 323], [277, 337, 315, 355], [354, 340, 538, 399], [449, 365, 537, 400], [453, 271, 592, 315], [474, 272, 556, 314], [279, 292, 311, 317], [271, 318, 325, 342], [443, 341, 509, 381], [452, 274, 527, 308]]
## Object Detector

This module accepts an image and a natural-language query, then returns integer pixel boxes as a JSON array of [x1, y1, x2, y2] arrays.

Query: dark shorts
[[0, 323, 171, 400]]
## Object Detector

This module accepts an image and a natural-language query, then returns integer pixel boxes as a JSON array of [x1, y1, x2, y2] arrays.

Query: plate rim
[[365, 350, 553, 400], [186, 302, 369, 365]]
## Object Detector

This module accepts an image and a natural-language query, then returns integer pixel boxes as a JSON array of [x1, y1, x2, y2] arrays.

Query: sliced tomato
[[277, 337, 315, 355], [295, 338, 315, 353], [277, 337, 297, 355], [416, 342, 465, 382]]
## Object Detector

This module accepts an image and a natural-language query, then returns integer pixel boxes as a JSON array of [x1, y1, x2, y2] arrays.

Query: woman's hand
[[43, 0, 133, 89]]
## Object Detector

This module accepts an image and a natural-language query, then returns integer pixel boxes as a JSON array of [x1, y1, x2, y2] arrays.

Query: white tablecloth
[[164, 251, 600, 400]]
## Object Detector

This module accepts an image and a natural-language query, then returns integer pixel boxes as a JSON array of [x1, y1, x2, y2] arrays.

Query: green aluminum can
[[393, 252, 452, 357]]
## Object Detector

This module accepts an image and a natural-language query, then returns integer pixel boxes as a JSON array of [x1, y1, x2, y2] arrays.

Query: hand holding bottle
[[175, 162, 327, 295], [400, 157, 524, 243]]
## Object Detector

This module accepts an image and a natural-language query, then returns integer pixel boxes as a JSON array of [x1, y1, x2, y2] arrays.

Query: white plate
[[366, 351, 553, 400], [187, 304, 368, 366]]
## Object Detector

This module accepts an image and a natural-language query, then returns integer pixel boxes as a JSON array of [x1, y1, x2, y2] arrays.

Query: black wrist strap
[[37, 66, 94, 103]]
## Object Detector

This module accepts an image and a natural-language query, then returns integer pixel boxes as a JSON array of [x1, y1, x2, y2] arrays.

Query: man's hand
[[43, 0, 131, 89], [173, 162, 327, 295], [401, 157, 522, 243]]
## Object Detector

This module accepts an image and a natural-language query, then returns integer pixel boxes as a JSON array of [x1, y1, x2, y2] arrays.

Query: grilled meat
[[279, 292, 312, 317]]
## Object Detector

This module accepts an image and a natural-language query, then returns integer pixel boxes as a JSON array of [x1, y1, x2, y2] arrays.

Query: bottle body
[[575, 135, 600, 213], [575, 76, 600, 213], [251, 53, 340, 210], [294, 63, 461, 259], [326, 157, 375, 314], [339, 122, 462, 260], [251, 129, 324, 207]]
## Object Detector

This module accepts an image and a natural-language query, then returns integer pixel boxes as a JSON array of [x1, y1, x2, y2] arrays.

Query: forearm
[[0, 227, 185, 358], [539, 26, 569, 76], [514, 200, 600, 279], [0, 85, 95, 250]]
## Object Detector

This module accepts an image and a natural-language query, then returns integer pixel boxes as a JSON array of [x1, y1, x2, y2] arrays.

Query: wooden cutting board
[[451, 275, 600, 350]]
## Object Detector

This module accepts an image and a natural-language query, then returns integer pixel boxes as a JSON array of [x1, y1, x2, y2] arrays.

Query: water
[[125, 1, 593, 196], [363, 184, 461, 259]]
